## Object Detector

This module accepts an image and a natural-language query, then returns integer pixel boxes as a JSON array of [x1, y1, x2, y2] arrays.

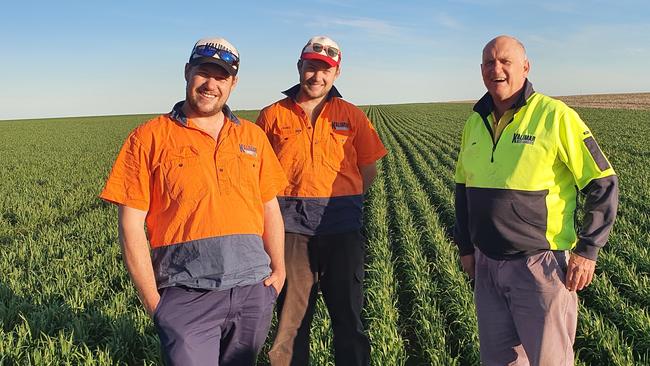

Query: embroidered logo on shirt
[[280, 126, 302, 134], [332, 121, 350, 131], [512, 133, 536, 145], [239, 144, 258, 157]]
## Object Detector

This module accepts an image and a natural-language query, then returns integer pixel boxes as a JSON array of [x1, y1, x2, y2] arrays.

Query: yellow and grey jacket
[[454, 80, 618, 260]]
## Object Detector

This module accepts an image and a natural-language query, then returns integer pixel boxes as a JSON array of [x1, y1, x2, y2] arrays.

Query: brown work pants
[[268, 231, 370, 366], [474, 249, 578, 366]]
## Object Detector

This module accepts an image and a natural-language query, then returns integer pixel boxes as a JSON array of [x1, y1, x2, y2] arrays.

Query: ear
[[523, 59, 530, 76], [184, 63, 192, 82], [297, 59, 303, 72], [231, 75, 239, 89], [334, 65, 341, 79]]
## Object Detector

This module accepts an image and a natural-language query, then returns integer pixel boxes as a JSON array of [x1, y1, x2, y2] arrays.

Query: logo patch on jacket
[[512, 133, 536, 145], [332, 121, 350, 131], [239, 144, 258, 157]]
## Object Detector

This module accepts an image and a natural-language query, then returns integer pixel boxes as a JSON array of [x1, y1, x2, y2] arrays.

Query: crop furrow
[[375, 107, 480, 365]]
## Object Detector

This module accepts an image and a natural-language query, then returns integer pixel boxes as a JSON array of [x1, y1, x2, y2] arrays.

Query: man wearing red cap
[[100, 37, 288, 365], [257, 36, 387, 366]]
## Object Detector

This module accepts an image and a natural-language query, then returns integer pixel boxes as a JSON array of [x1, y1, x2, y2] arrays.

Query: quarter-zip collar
[[473, 79, 535, 118]]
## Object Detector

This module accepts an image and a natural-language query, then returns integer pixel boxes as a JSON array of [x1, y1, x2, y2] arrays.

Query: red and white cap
[[300, 36, 341, 67]]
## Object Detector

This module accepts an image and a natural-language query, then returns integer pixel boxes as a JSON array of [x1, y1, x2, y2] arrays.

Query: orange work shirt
[[100, 102, 288, 290], [257, 85, 387, 235]]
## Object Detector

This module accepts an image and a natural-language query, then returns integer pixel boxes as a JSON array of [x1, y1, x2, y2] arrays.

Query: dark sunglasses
[[307, 43, 340, 58], [194, 45, 240, 67]]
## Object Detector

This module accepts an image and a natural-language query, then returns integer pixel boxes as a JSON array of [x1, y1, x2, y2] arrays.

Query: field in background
[[1, 100, 649, 365], [449, 92, 650, 111], [556, 92, 650, 110]]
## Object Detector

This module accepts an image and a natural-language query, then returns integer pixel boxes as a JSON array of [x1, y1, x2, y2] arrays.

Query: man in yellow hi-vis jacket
[[454, 35, 618, 366]]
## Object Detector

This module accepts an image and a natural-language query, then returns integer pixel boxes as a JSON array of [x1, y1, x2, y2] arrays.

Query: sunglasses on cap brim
[[304, 42, 340, 59], [194, 45, 240, 67]]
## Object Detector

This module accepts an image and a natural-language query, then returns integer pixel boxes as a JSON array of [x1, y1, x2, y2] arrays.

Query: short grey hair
[[483, 35, 528, 61]]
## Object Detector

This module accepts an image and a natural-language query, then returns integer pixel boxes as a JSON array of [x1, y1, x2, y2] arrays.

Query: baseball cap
[[188, 37, 240, 76], [300, 36, 341, 67]]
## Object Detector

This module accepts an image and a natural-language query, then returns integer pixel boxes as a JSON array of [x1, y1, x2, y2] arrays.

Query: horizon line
[[2, 91, 649, 122]]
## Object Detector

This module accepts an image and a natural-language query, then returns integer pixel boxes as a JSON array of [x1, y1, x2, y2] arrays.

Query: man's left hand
[[264, 270, 286, 295], [565, 253, 596, 291]]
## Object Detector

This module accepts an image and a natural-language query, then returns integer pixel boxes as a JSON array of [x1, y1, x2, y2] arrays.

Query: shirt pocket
[[324, 129, 353, 172], [216, 151, 239, 195], [274, 126, 303, 159], [238, 152, 261, 194], [272, 125, 305, 186], [161, 146, 208, 203]]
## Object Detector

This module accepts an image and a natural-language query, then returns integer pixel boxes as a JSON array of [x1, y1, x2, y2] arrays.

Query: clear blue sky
[[1, 0, 648, 120]]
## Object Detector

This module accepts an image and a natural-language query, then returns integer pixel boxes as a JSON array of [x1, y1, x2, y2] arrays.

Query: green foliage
[[1, 104, 648, 365]]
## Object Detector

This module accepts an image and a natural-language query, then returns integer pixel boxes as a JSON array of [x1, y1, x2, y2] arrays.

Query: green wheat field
[[1, 103, 648, 365]]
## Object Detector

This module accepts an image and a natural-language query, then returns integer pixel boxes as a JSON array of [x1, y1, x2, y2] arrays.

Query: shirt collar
[[169, 101, 241, 126], [281, 84, 343, 102], [473, 79, 535, 118]]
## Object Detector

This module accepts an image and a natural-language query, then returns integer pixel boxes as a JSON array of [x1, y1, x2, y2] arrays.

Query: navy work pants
[[153, 282, 277, 366]]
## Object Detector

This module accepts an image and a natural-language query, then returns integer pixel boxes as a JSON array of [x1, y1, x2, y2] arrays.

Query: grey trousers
[[474, 249, 578, 366]]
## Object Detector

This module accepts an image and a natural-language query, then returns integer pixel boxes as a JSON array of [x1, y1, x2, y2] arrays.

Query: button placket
[[214, 134, 239, 195]]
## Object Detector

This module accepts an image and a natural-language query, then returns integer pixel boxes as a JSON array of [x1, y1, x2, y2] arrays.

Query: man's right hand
[[144, 293, 161, 318], [460, 254, 475, 279], [264, 270, 286, 295]]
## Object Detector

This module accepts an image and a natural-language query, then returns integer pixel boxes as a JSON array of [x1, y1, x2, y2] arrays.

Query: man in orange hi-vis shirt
[[257, 36, 387, 366], [100, 37, 288, 366]]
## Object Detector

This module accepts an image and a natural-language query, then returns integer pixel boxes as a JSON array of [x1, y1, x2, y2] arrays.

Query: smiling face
[[481, 36, 530, 108], [296, 59, 340, 102], [183, 63, 238, 118]]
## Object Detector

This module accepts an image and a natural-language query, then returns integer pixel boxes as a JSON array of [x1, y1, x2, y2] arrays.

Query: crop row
[[1, 104, 649, 365], [365, 103, 650, 365]]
